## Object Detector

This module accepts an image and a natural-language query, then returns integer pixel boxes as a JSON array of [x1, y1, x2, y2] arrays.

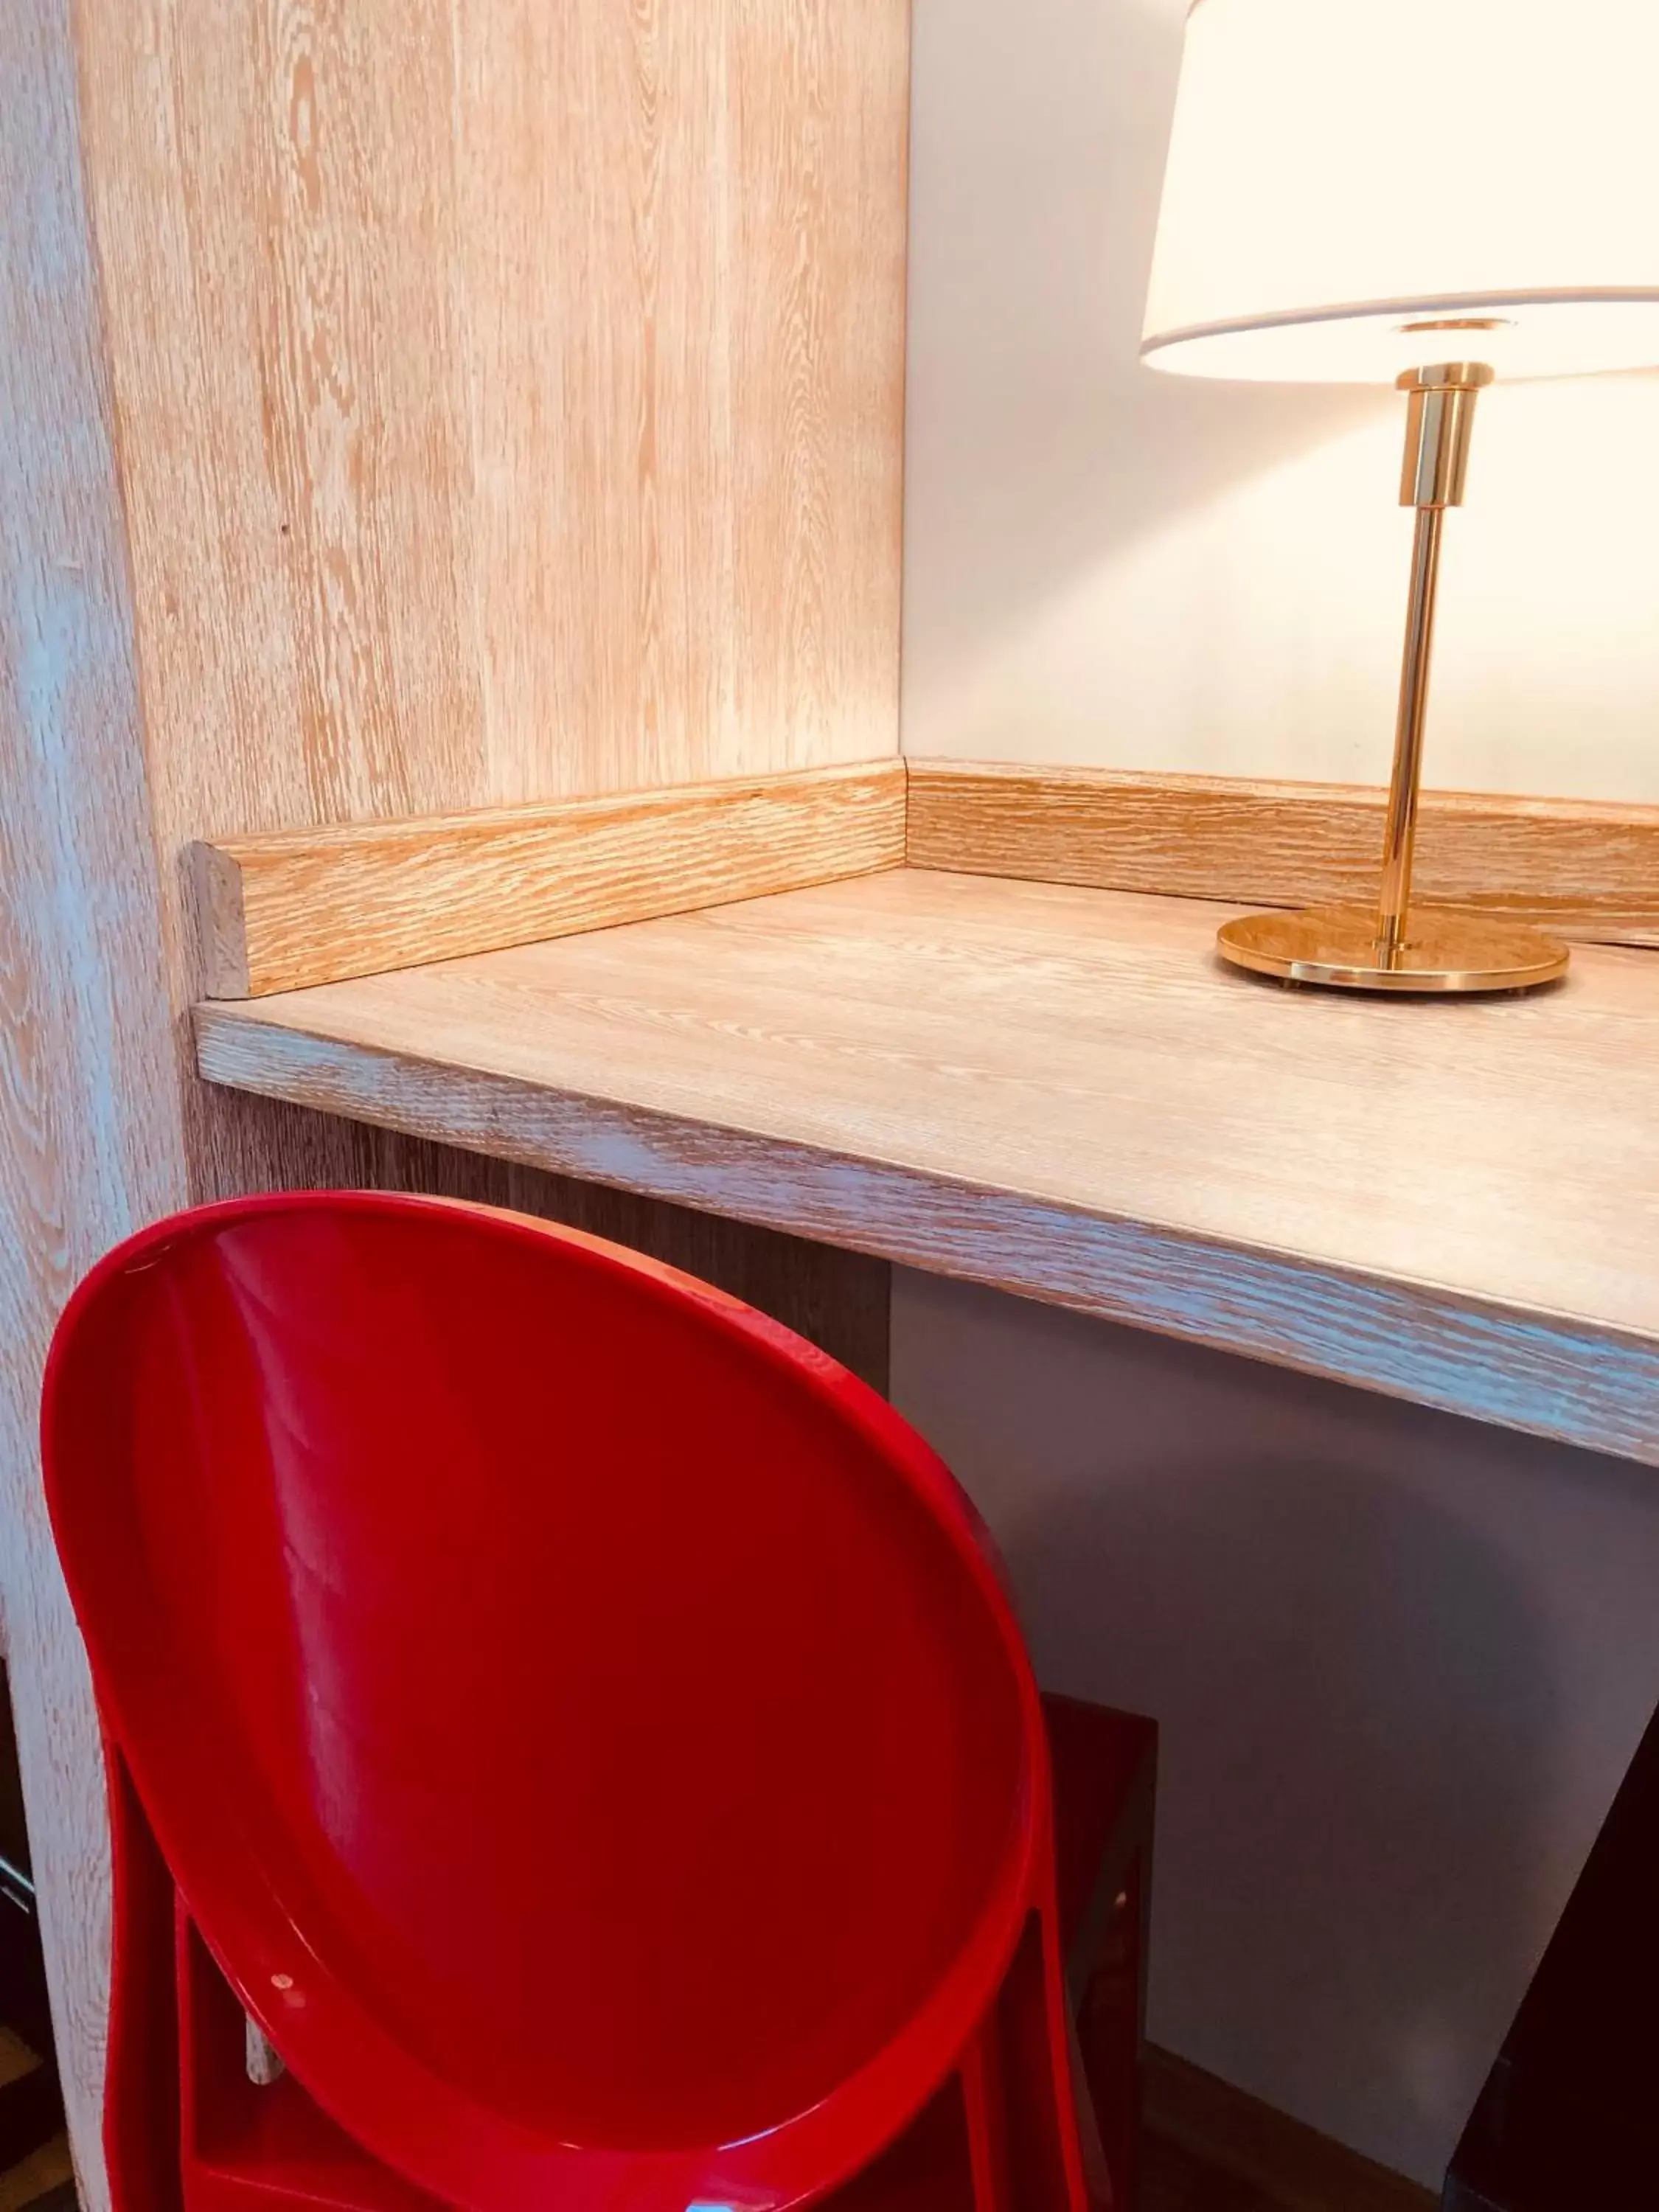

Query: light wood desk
[[196, 866, 1659, 1470]]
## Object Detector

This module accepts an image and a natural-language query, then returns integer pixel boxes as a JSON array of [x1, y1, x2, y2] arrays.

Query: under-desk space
[[195, 868, 1659, 1467]]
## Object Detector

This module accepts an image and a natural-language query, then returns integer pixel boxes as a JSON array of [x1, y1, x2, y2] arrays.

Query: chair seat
[[178, 1693, 1157, 2212]]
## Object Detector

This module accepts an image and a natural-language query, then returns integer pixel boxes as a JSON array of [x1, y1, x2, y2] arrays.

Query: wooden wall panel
[[75, 0, 908, 831], [0, 9, 190, 2205], [73, 0, 490, 831], [4, 1, 908, 2199], [448, 0, 908, 799]]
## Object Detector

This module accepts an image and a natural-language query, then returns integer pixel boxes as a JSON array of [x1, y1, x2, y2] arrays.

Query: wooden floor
[[0, 2138, 71, 2212], [0, 2028, 70, 2212], [1143, 2132, 1289, 2212], [1141, 2048, 1435, 2212]]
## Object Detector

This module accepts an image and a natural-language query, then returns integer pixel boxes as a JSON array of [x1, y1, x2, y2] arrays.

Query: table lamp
[[1141, 0, 1659, 992]]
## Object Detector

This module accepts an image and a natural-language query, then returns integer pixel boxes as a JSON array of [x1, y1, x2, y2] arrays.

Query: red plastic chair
[[43, 1195, 1103, 2212]]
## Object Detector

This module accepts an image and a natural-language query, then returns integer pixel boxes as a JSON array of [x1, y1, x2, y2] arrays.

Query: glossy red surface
[[44, 1195, 1091, 2212]]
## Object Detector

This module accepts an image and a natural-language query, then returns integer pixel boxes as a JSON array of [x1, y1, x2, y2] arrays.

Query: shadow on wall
[[902, 0, 1659, 796], [891, 1267, 1659, 2188]]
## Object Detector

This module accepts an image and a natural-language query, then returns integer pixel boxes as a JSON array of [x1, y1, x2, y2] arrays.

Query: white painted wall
[[902, 0, 1659, 799], [893, 1276, 1659, 2185], [900, 0, 1659, 2188]]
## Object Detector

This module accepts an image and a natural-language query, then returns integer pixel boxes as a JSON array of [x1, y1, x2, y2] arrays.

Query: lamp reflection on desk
[[1141, 0, 1659, 993]]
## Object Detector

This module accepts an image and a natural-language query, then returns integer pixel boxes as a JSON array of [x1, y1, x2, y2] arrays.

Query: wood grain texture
[[907, 759, 1659, 946], [69, 0, 910, 1219], [192, 759, 907, 996], [1144, 2048, 1433, 2212], [73, 0, 907, 851], [0, 9, 190, 2205], [197, 867, 1659, 1470], [449, 0, 909, 803]]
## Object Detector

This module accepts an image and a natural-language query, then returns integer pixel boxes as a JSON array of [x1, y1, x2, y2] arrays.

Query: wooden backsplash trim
[[906, 759, 1659, 947], [194, 754, 1659, 1002], [192, 758, 908, 997]]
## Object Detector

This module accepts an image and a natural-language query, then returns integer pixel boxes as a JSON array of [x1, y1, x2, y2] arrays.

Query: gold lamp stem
[[1212, 350, 1568, 994], [1375, 504, 1444, 961], [1374, 362, 1492, 964]]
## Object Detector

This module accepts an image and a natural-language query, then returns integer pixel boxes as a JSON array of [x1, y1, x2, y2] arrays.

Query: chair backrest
[[44, 1194, 1045, 2212]]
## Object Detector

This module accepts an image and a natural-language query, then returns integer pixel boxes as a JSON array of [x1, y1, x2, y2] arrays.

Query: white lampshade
[[1142, 0, 1659, 384]]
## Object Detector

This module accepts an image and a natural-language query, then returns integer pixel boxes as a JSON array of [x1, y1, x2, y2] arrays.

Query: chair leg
[[1074, 1834, 1150, 2209], [969, 1905, 1107, 2212], [1065, 2011, 1113, 2212], [960, 2013, 1011, 2212], [104, 1749, 184, 2212], [1046, 1697, 1156, 2212]]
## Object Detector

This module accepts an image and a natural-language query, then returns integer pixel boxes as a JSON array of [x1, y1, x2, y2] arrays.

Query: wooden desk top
[[195, 869, 1659, 1467]]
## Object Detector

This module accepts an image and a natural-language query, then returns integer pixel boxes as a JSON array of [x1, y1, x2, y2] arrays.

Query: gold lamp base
[[1217, 905, 1569, 995]]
